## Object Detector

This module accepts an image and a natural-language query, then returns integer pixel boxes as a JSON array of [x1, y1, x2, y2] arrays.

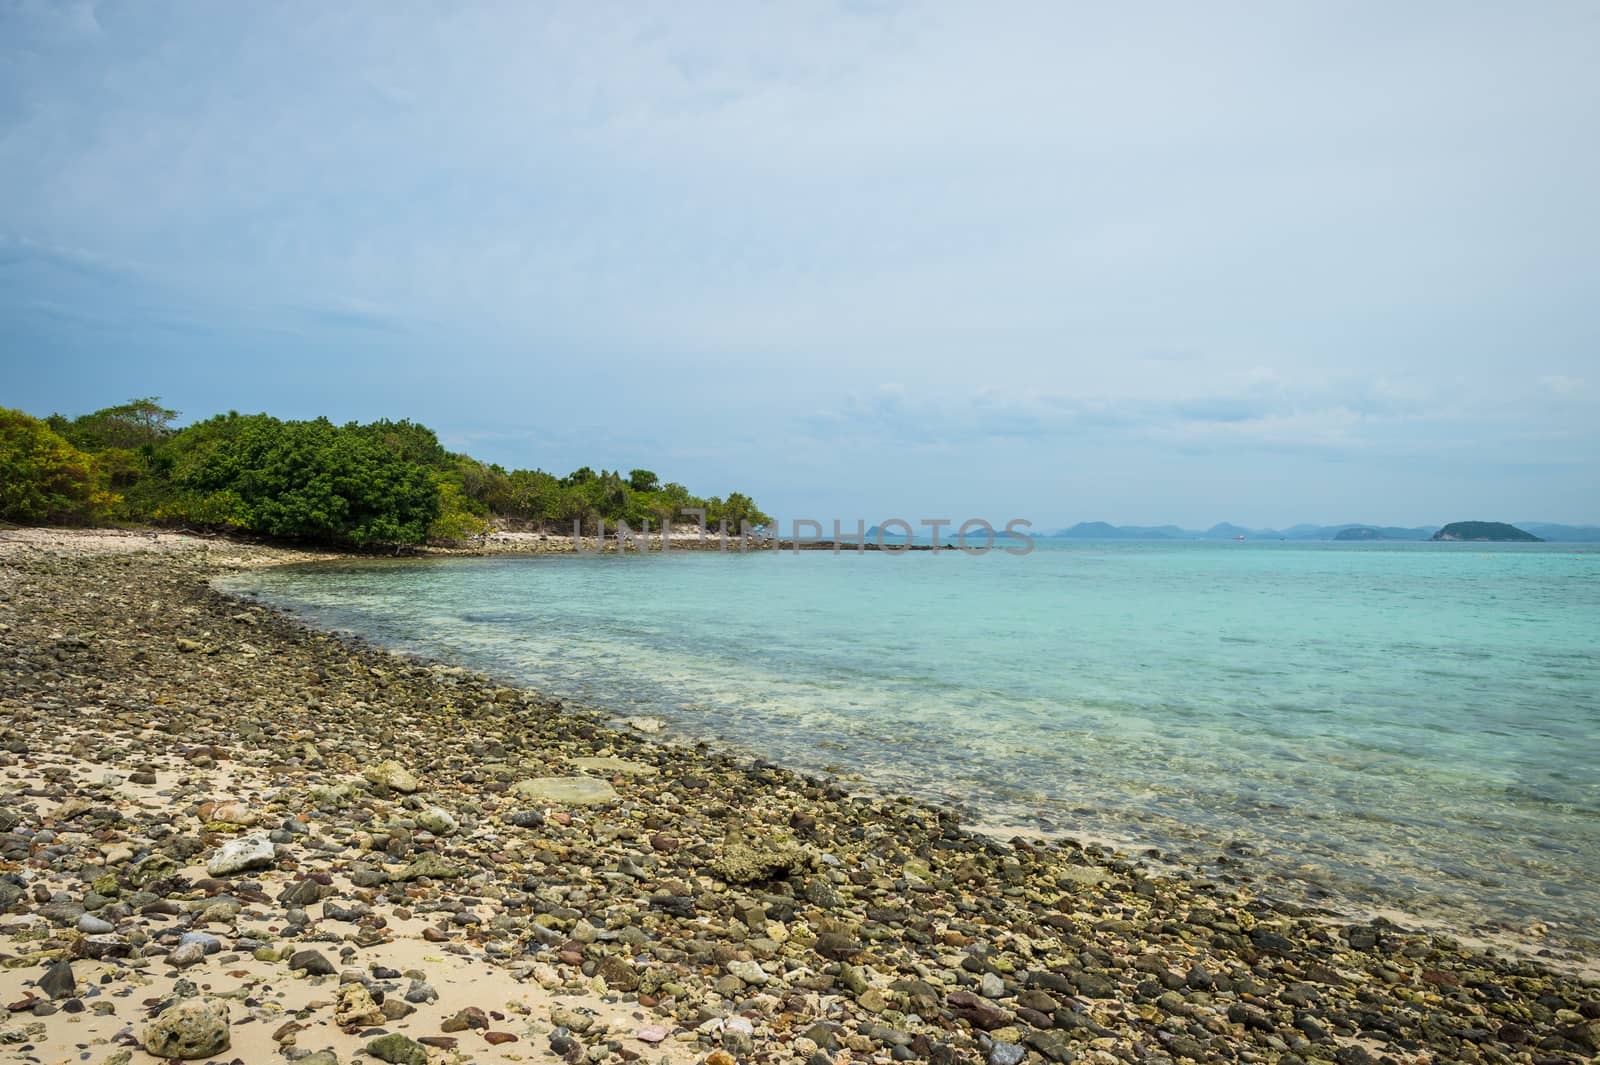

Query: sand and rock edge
[[0, 529, 1596, 1065]]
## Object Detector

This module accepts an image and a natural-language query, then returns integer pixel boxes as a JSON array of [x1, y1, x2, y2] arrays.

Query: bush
[[161, 413, 440, 545], [0, 408, 117, 524]]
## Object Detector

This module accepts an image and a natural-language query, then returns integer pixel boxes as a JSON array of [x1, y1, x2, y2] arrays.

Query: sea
[[220, 538, 1600, 956]]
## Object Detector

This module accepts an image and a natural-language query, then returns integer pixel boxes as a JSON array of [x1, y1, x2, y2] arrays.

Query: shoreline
[[2, 528, 1597, 1065]]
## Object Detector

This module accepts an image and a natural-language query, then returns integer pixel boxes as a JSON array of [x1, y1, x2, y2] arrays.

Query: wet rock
[[142, 997, 230, 1059]]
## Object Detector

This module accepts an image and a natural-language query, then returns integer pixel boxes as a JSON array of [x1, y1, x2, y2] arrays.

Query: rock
[[711, 836, 807, 884], [392, 852, 461, 881], [988, 1042, 1026, 1065], [166, 940, 207, 968], [38, 959, 75, 1000], [206, 832, 275, 876], [814, 931, 860, 960], [637, 1025, 670, 1043], [367, 1032, 430, 1065], [207, 802, 257, 826], [362, 759, 420, 793], [142, 997, 231, 1059], [80, 933, 132, 960], [510, 776, 620, 806], [597, 953, 639, 990], [298, 1053, 340, 1065], [335, 984, 385, 1028], [947, 990, 1010, 1031], [416, 806, 457, 836], [178, 931, 222, 955], [76, 914, 114, 934], [570, 755, 657, 777], [728, 959, 769, 985], [441, 1006, 489, 1032], [289, 950, 336, 976]]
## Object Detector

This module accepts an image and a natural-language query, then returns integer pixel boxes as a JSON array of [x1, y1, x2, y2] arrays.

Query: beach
[[1, 529, 1596, 1065]]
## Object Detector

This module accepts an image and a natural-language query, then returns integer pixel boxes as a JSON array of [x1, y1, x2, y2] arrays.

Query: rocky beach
[[1, 529, 1596, 1065]]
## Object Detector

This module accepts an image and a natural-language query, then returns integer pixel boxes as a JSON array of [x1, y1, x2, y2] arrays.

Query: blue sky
[[3, 1, 1597, 527]]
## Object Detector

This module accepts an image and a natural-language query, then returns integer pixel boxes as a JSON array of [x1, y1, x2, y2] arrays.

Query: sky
[[2, 1, 1597, 529]]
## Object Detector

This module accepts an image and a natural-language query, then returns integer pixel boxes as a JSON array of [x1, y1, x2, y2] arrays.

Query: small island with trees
[[1429, 521, 1543, 542]]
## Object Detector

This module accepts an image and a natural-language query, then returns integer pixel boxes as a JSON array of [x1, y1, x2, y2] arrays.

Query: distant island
[[1430, 521, 1543, 542], [1050, 520, 1593, 542]]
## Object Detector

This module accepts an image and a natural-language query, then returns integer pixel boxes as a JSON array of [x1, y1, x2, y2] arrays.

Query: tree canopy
[[2, 399, 770, 547]]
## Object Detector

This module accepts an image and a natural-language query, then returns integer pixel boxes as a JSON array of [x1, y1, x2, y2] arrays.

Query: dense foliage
[[0, 408, 118, 525], [3, 399, 770, 547]]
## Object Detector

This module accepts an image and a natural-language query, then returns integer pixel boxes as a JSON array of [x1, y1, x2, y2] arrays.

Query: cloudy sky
[[3, 1, 1596, 527]]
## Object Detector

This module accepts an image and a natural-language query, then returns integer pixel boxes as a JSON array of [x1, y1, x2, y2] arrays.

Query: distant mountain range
[[1049, 521, 1600, 542]]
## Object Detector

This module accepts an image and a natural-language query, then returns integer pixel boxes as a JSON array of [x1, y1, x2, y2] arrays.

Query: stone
[[289, 950, 336, 976], [416, 805, 457, 836], [728, 959, 769, 985], [570, 755, 657, 777], [335, 984, 385, 1028], [38, 959, 75, 1000], [363, 759, 420, 793], [947, 991, 1010, 1031], [441, 1006, 489, 1032], [392, 852, 461, 881], [167, 941, 207, 968], [206, 832, 275, 876], [142, 997, 231, 1059], [988, 1042, 1026, 1065], [367, 1032, 429, 1065], [711, 837, 807, 884], [510, 776, 620, 806]]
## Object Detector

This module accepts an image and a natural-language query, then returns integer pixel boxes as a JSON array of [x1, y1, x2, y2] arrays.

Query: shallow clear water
[[223, 540, 1600, 949]]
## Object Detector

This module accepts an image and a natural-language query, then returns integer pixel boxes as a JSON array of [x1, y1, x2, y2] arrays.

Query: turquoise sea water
[[224, 540, 1600, 951]]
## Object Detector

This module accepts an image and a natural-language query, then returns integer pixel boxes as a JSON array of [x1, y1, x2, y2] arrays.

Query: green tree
[[163, 415, 440, 544], [0, 408, 117, 524], [48, 396, 178, 452]]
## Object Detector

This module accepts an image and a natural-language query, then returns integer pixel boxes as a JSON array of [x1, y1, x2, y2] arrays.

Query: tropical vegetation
[[1, 399, 769, 547]]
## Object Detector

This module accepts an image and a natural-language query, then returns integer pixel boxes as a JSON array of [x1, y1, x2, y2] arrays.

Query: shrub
[[0, 407, 117, 524]]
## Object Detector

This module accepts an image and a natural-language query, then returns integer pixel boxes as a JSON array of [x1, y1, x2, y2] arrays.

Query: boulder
[[142, 997, 231, 1059]]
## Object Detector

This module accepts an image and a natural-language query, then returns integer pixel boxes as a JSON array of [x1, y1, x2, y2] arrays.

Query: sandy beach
[[1, 528, 1596, 1065]]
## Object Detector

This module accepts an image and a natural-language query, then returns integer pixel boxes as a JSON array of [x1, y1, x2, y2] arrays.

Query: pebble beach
[[1, 529, 1597, 1065]]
